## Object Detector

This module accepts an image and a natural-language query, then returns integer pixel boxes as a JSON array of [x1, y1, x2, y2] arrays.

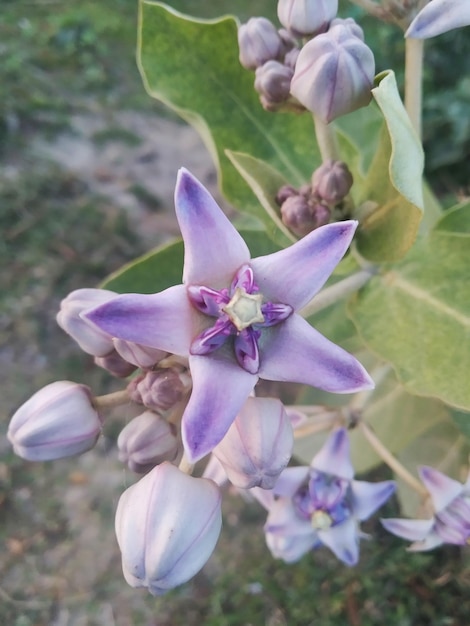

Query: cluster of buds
[[276, 159, 353, 237], [238, 2, 375, 122]]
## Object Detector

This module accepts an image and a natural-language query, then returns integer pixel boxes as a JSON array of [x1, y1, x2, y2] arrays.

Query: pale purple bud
[[127, 368, 187, 412], [275, 184, 298, 205], [94, 350, 137, 378], [255, 60, 294, 106], [278, 0, 338, 37], [281, 195, 330, 237], [329, 17, 365, 40], [290, 23, 375, 123], [238, 17, 284, 70], [112, 338, 167, 369], [284, 47, 300, 70], [212, 397, 293, 489], [117, 411, 179, 473], [115, 462, 222, 595], [56, 288, 116, 357], [8, 381, 101, 461], [311, 160, 353, 205]]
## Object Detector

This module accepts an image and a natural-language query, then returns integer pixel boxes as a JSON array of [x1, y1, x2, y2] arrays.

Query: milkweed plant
[[8, 0, 470, 595]]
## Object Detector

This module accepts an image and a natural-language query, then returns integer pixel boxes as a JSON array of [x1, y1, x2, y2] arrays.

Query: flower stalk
[[313, 113, 341, 162], [93, 389, 131, 409], [404, 37, 424, 140]]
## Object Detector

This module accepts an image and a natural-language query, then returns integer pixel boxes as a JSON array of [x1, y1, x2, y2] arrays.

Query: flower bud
[[238, 17, 283, 70], [280, 195, 330, 237], [311, 160, 353, 205], [115, 462, 222, 595], [212, 397, 293, 489], [94, 350, 137, 378], [57, 288, 116, 356], [255, 60, 294, 108], [112, 338, 167, 369], [127, 368, 188, 412], [117, 411, 179, 473], [284, 47, 300, 70], [278, 0, 338, 37], [275, 184, 298, 205], [8, 381, 102, 461], [290, 22, 375, 123], [329, 17, 364, 40]]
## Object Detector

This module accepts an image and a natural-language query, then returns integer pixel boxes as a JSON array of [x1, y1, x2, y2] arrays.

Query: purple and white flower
[[382, 466, 470, 550], [84, 169, 373, 462], [406, 0, 470, 39], [254, 428, 395, 565]]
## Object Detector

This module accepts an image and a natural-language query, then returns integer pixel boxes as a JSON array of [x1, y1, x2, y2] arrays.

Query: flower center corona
[[311, 510, 333, 530], [222, 288, 265, 331]]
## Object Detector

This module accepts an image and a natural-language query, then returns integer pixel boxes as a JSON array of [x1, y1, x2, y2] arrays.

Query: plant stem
[[404, 37, 424, 140], [178, 453, 194, 475], [313, 113, 340, 162], [94, 389, 130, 409], [300, 268, 374, 318], [359, 421, 428, 496]]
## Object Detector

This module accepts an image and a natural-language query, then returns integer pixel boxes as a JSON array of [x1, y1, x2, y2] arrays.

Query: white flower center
[[223, 287, 265, 331], [311, 510, 333, 531]]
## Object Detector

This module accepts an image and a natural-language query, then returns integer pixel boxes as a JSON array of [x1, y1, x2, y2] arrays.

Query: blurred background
[[1, 1, 470, 624]]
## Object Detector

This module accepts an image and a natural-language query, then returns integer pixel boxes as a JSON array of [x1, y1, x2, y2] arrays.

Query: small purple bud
[[115, 462, 222, 595], [117, 411, 179, 473], [8, 381, 102, 461], [311, 160, 353, 205], [329, 17, 365, 40], [284, 46, 300, 70], [56, 288, 116, 357], [290, 22, 375, 123], [281, 195, 329, 237], [275, 184, 299, 205], [255, 60, 294, 107], [94, 350, 137, 378], [127, 368, 188, 412], [112, 338, 168, 369], [238, 17, 284, 70], [278, 0, 338, 37], [212, 397, 293, 489]]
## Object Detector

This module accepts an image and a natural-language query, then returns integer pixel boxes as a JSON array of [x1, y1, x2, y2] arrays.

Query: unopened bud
[[212, 397, 293, 489], [94, 350, 137, 378], [278, 0, 338, 37], [127, 368, 187, 412], [281, 195, 330, 237], [115, 462, 222, 595], [112, 338, 167, 369], [255, 60, 294, 107], [329, 17, 365, 40], [284, 47, 300, 70], [311, 160, 353, 205], [117, 411, 179, 473], [290, 22, 375, 123], [238, 17, 283, 70], [8, 381, 102, 461], [57, 288, 116, 357], [275, 184, 298, 205]]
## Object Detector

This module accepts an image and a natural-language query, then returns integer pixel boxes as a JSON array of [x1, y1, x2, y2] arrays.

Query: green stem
[[313, 113, 340, 162], [299, 268, 374, 318], [404, 37, 424, 140], [93, 389, 130, 409]]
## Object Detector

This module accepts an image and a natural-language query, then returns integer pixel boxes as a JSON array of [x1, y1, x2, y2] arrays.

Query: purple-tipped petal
[[258, 314, 373, 393], [418, 466, 463, 512], [182, 354, 257, 462], [175, 169, 250, 288], [311, 428, 354, 480], [191, 319, 233, 355], [234, 328, 261, 374], [318, 518, 359, 566], [265, 497, 313, 537], [187, 285, 230, 316], [380, 517, 434, 541], [351, 480, 396, 521], [405, 0, 470, 39], [273, 466, 310, 498], [84, 286, 193, 356], [251, 221, 357, 310], [408, 533, 444, 552], [266, 530, 317, 563]]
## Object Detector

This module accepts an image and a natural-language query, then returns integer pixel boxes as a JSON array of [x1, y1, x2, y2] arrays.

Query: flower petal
[[84, 286, 193, 356], [273, 466, 310, 497], [311, 428, 354, 480], [318, 518, 359, 566], [265, 497, 313, 537], [175, 169, 250, 287], [182, 354, 257, 462], [405, 0, 470, 39], [351, 479, 396, 520], [258, 314, 373, 393], [250, 220, 357, 310], [380, 517, 434, 541], [408, 533, 444, 552], [418, 466, 463, 512]]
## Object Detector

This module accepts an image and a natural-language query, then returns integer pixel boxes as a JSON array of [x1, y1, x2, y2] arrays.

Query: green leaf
[[355, 71, 424, 262], [138, 2, 320, 231], [348, 214, 470, 410], [450, 409, 470, 439], [101, 229, 280, 293], [433, 201, 470, 236]]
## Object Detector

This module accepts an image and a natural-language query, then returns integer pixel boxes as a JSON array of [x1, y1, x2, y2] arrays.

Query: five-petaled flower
[[253, 428, 395, 565], [382, 466, 470, 550], [85, 169, 373, 462]]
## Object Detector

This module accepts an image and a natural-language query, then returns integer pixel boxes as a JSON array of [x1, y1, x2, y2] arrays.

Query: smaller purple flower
[[382, 466, 470, 551], [254, 428, 395, 565]]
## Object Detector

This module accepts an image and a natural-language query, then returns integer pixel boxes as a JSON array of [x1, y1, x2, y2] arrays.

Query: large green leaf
[[348, 204, 470, 410], [354, 71, 424, 262], [138, 2, 320, 232]]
